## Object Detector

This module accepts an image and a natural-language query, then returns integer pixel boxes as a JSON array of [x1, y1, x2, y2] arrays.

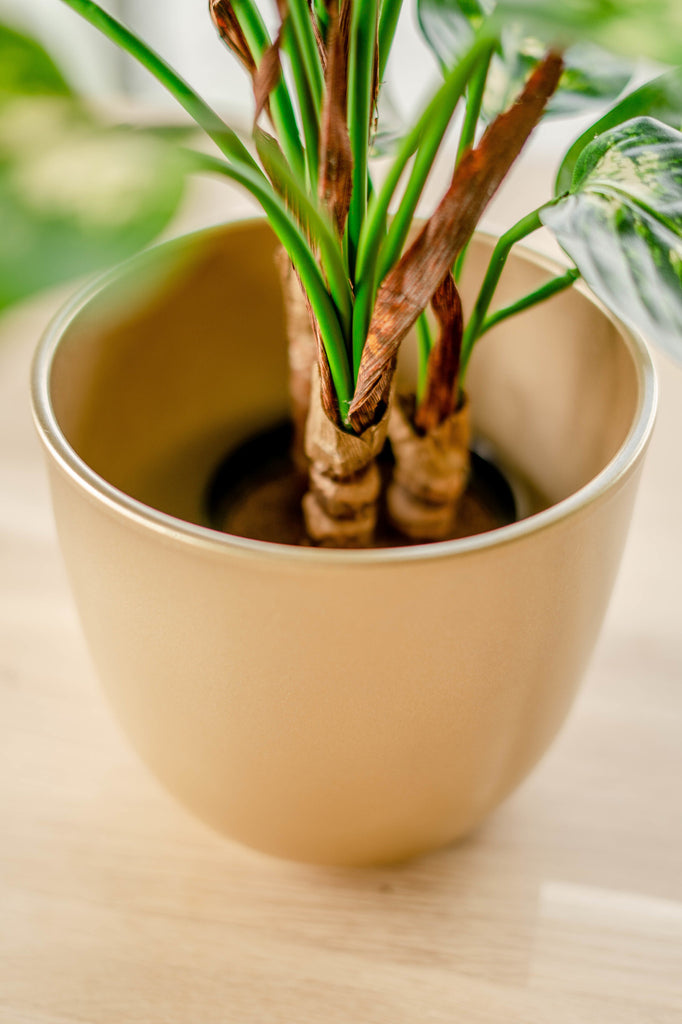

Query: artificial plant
[[6, 0, 682, 546]]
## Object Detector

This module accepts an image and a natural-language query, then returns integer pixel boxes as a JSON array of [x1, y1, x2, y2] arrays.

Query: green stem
[[287, 0, 324, 113], [188, 150, 353, 419], [351, 33, 495, 378], [231, 0, 304, 175], [479, 268, 580, 338], [378, 0, 403, 81], [280, 20, 320, 191], [416, 312, 433, 403], [380, 39, 496, 282], [254, 132, 352, 336], [453, 47, 492, 282], [456, 47, 491, 163], [460, 202, 560, 375], [347, 0, 380, 278], [58, 0, 257, 170], [313, 0, 331, 41]]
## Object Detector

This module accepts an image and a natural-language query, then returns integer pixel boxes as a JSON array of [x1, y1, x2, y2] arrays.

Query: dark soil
[[206, 420, 518, 547]]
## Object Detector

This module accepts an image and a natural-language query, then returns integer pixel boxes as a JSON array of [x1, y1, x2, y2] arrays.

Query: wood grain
[[1, 177, 681, 1023]]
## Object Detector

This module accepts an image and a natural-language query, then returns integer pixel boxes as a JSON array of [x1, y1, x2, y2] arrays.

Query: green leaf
[[417, 1, 631, 120], [254, 128, 352, 335], [485, 39, 631, 121], [556, 67, 682, 195], [417, 0, 492, 68], [0, 22, 73, 98], [494, 0, 682, 65], [0, 98, 187, 311], [540, 117, 682, 362]]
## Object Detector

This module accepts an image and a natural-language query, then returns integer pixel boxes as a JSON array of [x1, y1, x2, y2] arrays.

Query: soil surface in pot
[[206, 421, 523, 547]]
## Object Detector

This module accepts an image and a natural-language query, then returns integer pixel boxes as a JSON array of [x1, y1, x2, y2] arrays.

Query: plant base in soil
[[206, 421, 520, 547]]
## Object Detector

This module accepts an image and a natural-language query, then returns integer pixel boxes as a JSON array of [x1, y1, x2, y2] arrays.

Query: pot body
[[32, 222, 656, 865]]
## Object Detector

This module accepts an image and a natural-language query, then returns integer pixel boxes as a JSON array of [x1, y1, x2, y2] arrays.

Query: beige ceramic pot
[[32, 221, 656, 865]]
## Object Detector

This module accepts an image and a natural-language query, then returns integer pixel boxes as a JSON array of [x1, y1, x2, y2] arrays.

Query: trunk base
[[206, 421, 520, 547]]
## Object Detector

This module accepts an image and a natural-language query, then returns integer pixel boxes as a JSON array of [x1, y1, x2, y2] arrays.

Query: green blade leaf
[[0, 22, 73, 98], [541, 117, 682, 362], [556, 67, 682, 195], [417, 1, 631, 120], [254, 128, 353, 336], [494, 0, 682, 65], [0, 99, 186, 311]]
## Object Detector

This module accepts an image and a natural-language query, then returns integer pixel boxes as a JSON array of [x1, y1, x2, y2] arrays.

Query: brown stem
[[414, 272, 463, 434], [349, 49, 565, 432]]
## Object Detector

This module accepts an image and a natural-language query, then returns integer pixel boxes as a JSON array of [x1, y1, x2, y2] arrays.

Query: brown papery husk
[[209, 0, 257, 75], [318, 0, 353, 235], [303, 365, 390, 547], [253, 28, 285, 124], [387, 393, 471, 541]]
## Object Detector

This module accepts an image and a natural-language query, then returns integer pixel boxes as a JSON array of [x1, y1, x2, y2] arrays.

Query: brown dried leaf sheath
[[349, 50, 565, 432], [311, 3, 329, 71], [209, 0, 281, 123], [253, 28, 285, 124], [318, 0, 353, 235], [415, 272, 463, 434], [209, 0, 257, 74]]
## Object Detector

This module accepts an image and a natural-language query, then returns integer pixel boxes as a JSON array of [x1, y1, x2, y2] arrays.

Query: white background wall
[[0, 0, 438, 119]]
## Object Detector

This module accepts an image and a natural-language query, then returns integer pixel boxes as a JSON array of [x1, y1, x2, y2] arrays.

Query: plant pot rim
[[31, 219, 658, 566]]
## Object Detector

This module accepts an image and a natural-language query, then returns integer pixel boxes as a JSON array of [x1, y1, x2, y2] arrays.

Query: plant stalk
[[352, 33, 495, 379], [478, 267, 581, 339], [189, 150, 353, 415], [459, 199, 567, 374], [347, 0, 380, 278], [229, 0, 304, 173]]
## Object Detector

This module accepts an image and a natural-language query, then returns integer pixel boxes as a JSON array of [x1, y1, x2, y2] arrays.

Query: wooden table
[[2, 186, 681, 1022]]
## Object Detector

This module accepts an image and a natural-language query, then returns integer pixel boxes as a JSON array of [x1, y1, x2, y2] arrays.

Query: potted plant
[[17, 0, 682, 863]]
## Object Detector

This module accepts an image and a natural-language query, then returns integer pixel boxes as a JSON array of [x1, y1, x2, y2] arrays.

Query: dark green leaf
[[556, 67, 682, 195], [485, 38, 631, 120], [541, 117, 682, 362], [495, 0, 682, 65], [417, 0, 492, 68], [417, 1, 631, 120], [0, 22, 73, 98], [0, 99, 186, 311]]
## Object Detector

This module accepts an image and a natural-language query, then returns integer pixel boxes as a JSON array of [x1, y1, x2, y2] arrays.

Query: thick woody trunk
[[277, 251, 388, 548], [387, 394, 470, 541], [302, 365, 389, 547], [387, 272, 469, 541]]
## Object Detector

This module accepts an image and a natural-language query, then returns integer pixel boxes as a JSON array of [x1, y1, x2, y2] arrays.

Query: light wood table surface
[[1, 179, 681, 1023]]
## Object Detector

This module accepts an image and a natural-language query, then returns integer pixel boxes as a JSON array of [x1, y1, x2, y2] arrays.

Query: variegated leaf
[[541, 117, 682, 362]]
